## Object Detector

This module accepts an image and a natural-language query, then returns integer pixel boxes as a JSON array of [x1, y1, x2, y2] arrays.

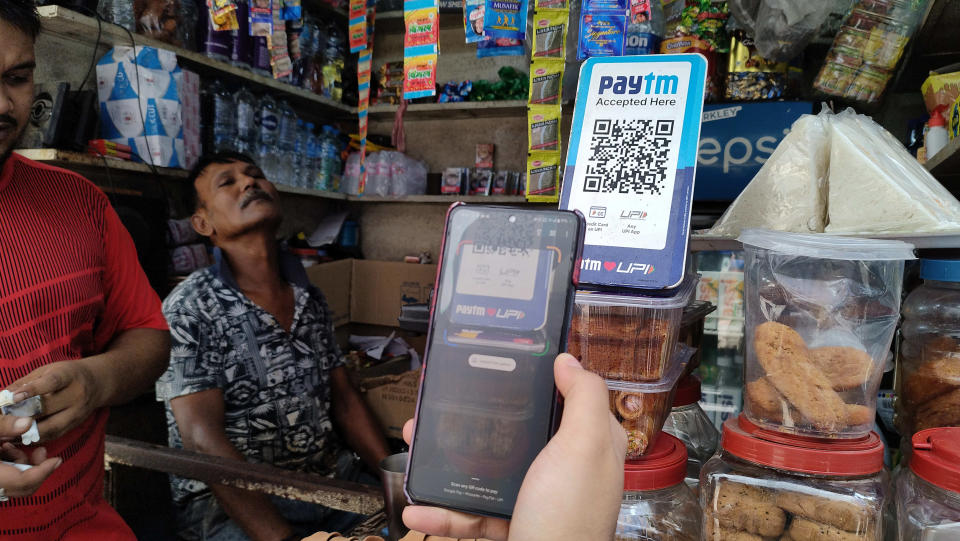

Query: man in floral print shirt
[[157, 153, 389, 541]]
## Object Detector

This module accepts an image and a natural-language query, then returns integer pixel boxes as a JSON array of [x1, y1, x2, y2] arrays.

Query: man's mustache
[[240, 189, 273, 208], [0, 115, 17, 129]]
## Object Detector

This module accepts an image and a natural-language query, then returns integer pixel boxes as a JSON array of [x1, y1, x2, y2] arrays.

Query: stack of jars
[[568, 274, 707, 540], [698, 230, 915, 541], [896, 427, 960, 539]]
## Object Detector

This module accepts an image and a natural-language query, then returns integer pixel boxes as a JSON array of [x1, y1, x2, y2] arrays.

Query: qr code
[[583, 118, 674, 195]]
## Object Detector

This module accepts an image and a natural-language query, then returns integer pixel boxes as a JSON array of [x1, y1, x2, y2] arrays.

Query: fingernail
[[563, 355, 582, 369], [55, 458, 63, 469], [13, 417, 31, 431], [13, 392, 29, 403]]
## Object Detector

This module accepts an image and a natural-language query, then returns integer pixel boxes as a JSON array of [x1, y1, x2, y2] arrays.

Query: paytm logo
[[455, 305, 485, 316], [598, 74, 679, 95]]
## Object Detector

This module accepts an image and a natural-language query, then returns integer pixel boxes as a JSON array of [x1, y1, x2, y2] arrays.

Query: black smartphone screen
[[404, 205, 583, 518]]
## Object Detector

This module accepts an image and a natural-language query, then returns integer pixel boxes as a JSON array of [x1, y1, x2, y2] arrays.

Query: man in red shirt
[[0, 1, 171, 539]]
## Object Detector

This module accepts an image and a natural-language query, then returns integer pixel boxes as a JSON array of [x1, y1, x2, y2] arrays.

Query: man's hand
[[401, 353, 627, 541], [0, 414, 34, 443], [0, 443, 62, 498], [6, 360, 101, 443]]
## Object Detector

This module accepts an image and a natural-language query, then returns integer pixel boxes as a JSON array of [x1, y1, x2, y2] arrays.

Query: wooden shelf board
[[350, 194, 536, 203], [276, 184, 349, 200], [15, 148, 188, 178], [37, 5, 356, 118], [925, 135, 960, 177], [690, 232, 960, 251], [368, 100, 529, 119]]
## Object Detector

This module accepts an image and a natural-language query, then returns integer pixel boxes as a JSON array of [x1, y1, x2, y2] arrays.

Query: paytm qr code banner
[[560, 54, 706, 290]]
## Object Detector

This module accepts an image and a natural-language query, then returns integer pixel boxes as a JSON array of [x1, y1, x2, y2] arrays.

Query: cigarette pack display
[[740, 229, 914, 438], [568, 275, 698, 381]]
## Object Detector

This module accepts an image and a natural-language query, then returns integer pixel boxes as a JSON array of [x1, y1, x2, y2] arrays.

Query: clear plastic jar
[[897, 427, 960, 540], [661, 375, 718, 493], [897, 259, 960, 435], [616, 433, 700, 541], [701, 415, 887, 540]]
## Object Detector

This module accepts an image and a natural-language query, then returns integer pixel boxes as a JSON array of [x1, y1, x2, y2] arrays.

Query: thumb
[[553, 353, 611, 435]]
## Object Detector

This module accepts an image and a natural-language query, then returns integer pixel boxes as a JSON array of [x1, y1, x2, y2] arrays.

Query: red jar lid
[[911, 427, 960, 494], [673, 374, 701, 407], [721, 414, 883, 476], [623, 433, 688, 491]]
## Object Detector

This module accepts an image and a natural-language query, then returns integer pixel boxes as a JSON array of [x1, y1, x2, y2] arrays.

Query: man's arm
[[8, 328, 169, 442], [329, 366, 390, 474], [170, 389, 296, 541]]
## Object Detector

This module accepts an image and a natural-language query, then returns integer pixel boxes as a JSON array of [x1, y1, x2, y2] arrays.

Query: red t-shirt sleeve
[[94, 202, 168, 351]]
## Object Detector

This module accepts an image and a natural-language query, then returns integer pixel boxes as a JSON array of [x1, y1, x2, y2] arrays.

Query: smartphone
[[405, 204, 584, 518]]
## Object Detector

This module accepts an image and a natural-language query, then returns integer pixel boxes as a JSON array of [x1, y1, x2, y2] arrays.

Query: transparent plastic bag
[[340, 152, 362, 194], [754, 0, 833, 62], [826, 108, 960, 233], [739, 228, 915, 438], [728, 0, 761, 37], [709, 110, 830, 237]]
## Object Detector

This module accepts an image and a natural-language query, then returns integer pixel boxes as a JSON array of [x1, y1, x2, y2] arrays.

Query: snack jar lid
[[911, 427, 960, 495], [738, 229, 916, 261], [721, 415, 884, 476], [623, 433, 688, 491], [672, 374, 701, 407], [921, 259, 960, 283]]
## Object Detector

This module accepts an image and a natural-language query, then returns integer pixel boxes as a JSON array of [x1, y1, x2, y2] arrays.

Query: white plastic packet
[[826, 108, 960, 233], [709, 110, 830, 237]]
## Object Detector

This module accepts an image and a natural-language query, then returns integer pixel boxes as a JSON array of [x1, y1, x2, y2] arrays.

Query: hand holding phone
[[402, 354, 627, 541]]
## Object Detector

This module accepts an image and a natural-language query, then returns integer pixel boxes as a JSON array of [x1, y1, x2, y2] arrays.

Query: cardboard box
[[360, 370, 421, 439], [306, 259, 437, 328]]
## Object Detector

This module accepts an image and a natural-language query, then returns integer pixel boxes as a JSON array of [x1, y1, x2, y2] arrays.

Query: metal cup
[[379, 452, 410, 541]]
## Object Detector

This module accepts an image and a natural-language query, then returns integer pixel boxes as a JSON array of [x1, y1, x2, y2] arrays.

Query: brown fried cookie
[[775, 492, 874, 532], [713, 481, 787, 537], [915, 387, 960, 432], [754, 322, 847, 432], [845, 404, 874, 428], [703, 511, 765, 541], [901, 357, 960, 407], [746, 378, 788, 423], [809, 346, 876, 391], [788, 517, 875, 541]]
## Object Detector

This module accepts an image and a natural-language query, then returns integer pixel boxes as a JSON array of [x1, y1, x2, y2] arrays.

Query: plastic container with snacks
[[606, 345, 694, 459], [616, 433, 700, 541], [661, 374, 718, 492], [679, 300, 716, 376], [813, 0, 929, 105], [739, 229, 915, 439], [897, 259, 960, 435], [569, 275, 699, 381], [897, 427, 960, 540], [701, 415, 887, 541]]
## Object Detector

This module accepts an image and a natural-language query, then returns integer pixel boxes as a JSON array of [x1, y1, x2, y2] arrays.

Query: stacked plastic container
[[568, 275, 699, 459], [896, 427, 960, 539], [698, 229, 915, 540]]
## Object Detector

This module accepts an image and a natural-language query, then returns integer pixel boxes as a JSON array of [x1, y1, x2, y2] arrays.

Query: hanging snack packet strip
[[404, 54, 438, 99], [529, 58, 564, 104], [526, 151, 562, 202], [269, 0, 293, 79], [249, 0, 273, 36], [403, 0, 439, 99], [578, 10, 626, 59], [349, 0, 367, 52], [528, 104, 562, 151], [464, 0, 486, 43], [532, 10, 568, 58], [483, 0, 528, 41], [535, 0, 567, 10]]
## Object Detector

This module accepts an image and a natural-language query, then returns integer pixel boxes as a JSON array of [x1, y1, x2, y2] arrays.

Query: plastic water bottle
[[305, 123, 320, 190], [205, 80, 237, 153], [256, 95, 280, 181], [276, 100, 298, 184], [235, 86, 257, 155], [98, 0, 135, 32], [321, 25, 345, 102], [625, 0, 664, 55], [319, 126, 342, 192]]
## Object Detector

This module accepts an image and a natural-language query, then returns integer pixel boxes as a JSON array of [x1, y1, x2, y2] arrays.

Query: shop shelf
[[37, 5, 356, 118], [349, 194, 536, 203], [925, 136, 960, 178], [367, 99, 530, 119], [689, 232, 960, 251]]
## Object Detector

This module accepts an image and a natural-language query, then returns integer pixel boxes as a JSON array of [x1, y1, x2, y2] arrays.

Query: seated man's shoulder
[[162, 267, 221, 318]]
